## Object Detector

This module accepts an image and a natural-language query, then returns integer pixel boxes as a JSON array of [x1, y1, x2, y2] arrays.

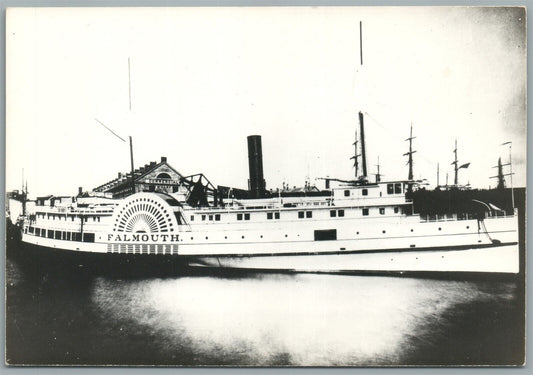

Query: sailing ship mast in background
[[490, 141, 515, 208], [492, 157, 506, 189], [451, 139, 470, 188]]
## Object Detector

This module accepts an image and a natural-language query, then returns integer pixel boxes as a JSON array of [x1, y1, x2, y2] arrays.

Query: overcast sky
[[6, 6, 526, 198]]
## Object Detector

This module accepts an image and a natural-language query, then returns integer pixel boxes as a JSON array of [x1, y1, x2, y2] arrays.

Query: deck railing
[[419, 211, 510, 222]]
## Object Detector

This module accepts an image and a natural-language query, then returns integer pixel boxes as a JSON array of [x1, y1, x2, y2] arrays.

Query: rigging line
[[128, 57, 132, 111], [363, 111, 436, 168], [94, 118, 126, 143]]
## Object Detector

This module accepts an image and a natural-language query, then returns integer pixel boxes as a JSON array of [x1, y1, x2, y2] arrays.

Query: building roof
[[93, 156, 183, 193]]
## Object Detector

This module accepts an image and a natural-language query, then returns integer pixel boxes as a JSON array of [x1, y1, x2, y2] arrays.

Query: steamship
[[11, 125, 519, 275]]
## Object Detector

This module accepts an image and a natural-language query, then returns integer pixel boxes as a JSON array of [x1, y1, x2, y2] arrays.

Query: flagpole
[[509, 143, 514, 209], [130, 136, 135, 195]]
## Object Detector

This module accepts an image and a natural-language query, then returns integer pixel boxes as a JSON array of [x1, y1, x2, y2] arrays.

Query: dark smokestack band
[[247, 135, 266, 198]]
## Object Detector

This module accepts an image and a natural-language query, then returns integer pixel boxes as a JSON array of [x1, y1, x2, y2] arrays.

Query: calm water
[[5, 252, 524, 367]]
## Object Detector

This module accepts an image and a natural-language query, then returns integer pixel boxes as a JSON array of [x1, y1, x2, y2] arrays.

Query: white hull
[[188, 243, 519, 274], [20, 192, 521, 275], [20, 214, 520, 274]]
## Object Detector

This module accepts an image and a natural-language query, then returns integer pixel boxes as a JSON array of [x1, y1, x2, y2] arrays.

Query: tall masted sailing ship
[[12, 125, 519, 275]]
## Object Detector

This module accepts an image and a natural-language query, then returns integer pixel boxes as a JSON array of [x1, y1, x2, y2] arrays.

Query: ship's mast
[[374, 156, 381, 183], [128, 57, 135, 195], [359, 21, 363, 65], [359, 112, 368, 180], [21, 168, 26, 216], [356, 21, 368, 181], [350, 130, 360, 178], [451, 139, 470, 187], [94, 58, 137, 197], [452, 139, 458, 185], [403, 124, 416, 193]]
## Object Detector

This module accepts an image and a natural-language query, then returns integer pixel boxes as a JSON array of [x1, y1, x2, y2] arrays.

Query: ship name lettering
[[106, 233, 179, 242]]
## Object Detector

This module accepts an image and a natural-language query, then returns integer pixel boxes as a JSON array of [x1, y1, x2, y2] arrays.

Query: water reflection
[[90, 274, 518, 366]]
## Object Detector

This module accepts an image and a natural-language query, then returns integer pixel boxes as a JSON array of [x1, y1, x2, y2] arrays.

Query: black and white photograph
[[5, 6, 527, 366]]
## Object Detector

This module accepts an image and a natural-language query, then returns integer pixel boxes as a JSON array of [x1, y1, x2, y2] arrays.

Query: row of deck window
[[343, 184, 402, 197], [330, 209, 345, 217], [191, 214, 222, 222], [189, 207, 401, 222], [387, 183, 403, 195], [34, 213, 100, 222], [344, 189, 368, 197], [27, 226, 95, 242]]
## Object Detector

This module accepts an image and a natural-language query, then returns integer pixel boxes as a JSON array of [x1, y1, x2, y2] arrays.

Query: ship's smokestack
[[247, 135, 266, 198]]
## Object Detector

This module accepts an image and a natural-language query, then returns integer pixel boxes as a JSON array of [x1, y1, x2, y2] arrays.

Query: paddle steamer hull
[[18, 212, 519, 274]]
